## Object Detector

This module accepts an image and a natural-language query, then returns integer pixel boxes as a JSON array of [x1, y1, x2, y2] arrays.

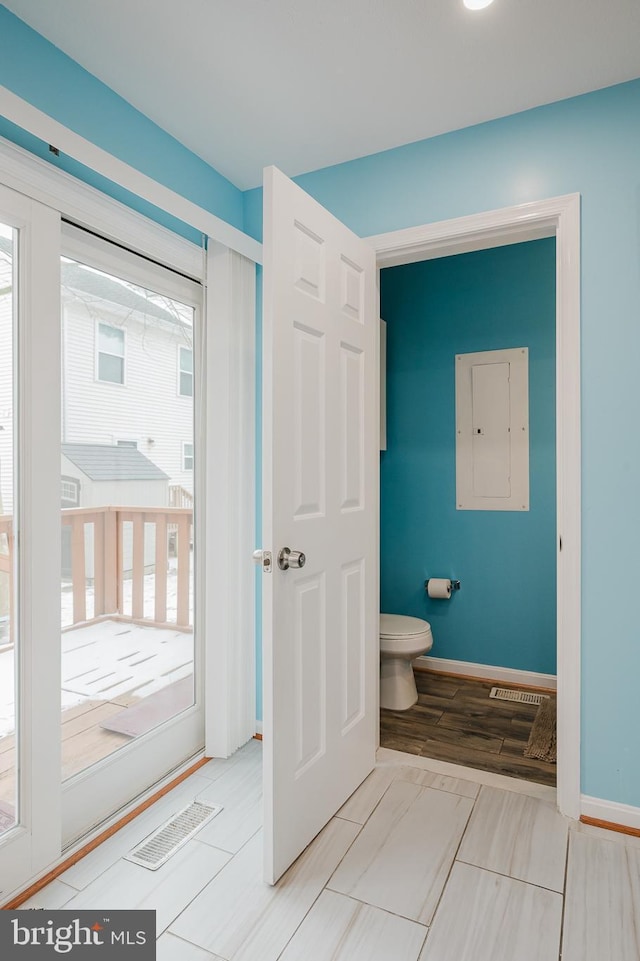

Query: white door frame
[[0, 184, 62, 898], [366, 193, 581, 820]]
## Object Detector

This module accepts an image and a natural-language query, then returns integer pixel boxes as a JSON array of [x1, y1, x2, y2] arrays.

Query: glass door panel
[[0, 222, 17, 838], [59, 232, 201, 839]]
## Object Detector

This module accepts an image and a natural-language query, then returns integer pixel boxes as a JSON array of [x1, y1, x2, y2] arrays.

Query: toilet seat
[[380, 613, 431, 639], [380, 613, 433, 659]]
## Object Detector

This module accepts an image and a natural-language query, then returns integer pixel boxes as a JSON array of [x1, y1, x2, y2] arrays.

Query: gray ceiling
[[4, 0, 640, 189]]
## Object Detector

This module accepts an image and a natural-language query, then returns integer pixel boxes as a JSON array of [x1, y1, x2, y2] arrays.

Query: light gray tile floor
[[456, 784, 569, 891], [419, 861, 563, 961], [561, 831, 640, 961], [21, 741, 640, 961], [329, 779, 473, 924]]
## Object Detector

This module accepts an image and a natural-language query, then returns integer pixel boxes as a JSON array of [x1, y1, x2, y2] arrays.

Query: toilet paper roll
[[427, 578, 452, 599]]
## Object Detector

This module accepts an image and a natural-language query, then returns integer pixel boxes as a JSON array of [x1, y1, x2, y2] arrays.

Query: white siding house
[[0, 249, 194, 516], [61, 259, 195, 501]]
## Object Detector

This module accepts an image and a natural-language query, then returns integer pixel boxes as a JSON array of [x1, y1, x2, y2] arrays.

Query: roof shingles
[[61, 443, 169, 481]]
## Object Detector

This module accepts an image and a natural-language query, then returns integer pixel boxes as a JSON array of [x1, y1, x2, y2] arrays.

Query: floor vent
[[125, 801, 222, 870], [489, 687, 549, 706]]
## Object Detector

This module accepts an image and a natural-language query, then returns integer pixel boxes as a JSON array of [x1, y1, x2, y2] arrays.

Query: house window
[[116, 439, 137, 448], [183, 441, 194, 470], [179, 347, 193, 397], [61, 476, 80, 507], [97, 322, 125, 384]]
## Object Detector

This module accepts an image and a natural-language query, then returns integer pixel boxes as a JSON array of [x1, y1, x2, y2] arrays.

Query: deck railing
[[168, 484, 194, 510], [0, 514, 14, 644], [0, 505, 193, 637]]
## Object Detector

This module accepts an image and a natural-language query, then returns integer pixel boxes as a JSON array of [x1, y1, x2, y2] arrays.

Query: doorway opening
[[378, 238, 557, 789], [368, 193, 581, 819]]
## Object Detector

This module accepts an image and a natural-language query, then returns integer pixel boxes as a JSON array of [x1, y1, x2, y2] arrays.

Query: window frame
[[60, 475, 80, 507], [95, 319, 126, 386], [178, 344, 193, 398], [182, 440, 194, 471]]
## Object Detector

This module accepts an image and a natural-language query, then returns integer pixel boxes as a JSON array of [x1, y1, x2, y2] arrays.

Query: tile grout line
[[156, 929, 225, 958], [322, 887, 430, 929], [377, 747, 558, 825], [556, 826, 573, 961], [337, 765, 402, 828], [416, 778, 479, 943], [397, 783, 479, 802], [271, 818, 366, 961], [159, 821, 264, 942], [452, 783, 568, 897], [321, 774, 464, 957], [453, 857, 566, 896]]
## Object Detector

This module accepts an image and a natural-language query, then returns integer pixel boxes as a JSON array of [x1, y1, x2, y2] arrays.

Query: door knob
[[277, 547, 306, 571]]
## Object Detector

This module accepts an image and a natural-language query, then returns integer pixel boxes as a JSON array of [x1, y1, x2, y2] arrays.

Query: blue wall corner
[[0, 5, 244, 233], [380, 239, 557, 675], [243, 186, 263, 243]]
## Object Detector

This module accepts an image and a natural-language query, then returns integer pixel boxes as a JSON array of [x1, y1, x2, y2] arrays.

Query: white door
[[262, 167, 378, 883]]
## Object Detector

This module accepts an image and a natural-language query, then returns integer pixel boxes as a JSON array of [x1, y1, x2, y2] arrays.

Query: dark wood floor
[[380, 670, 557, 787]]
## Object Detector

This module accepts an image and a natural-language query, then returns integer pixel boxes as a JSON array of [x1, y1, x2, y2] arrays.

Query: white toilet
[[380, 613, 433, 711]]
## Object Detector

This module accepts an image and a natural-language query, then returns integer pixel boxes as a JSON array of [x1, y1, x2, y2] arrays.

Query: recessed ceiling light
[[464, 0, 495, 9]]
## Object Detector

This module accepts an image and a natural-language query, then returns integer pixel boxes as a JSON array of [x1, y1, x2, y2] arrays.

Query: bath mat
[[100, 675, 194, 738], [524, 696, 557, 763]]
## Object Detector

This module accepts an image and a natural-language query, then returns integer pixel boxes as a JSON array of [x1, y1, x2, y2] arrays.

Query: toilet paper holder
[[424, 578, 461, 593]]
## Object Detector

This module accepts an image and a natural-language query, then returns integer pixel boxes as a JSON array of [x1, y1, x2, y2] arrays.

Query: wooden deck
[[0, 700, 130, 805], [0, 618, 194, 821]]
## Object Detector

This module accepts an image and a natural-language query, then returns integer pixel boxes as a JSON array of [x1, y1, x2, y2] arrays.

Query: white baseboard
[[255, 721, 263, 736], [413, 655, 557, 691], [581, 795, 640, 831]]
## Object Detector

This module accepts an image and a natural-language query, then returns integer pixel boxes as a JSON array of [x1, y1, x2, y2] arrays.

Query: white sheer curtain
[[204, 241, 256, 756]]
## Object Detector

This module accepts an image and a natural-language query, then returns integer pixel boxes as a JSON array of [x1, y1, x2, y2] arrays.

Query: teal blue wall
[[246, 79, 640, 806], [380, 240, 556, 675], [0, 5, 243, 241]]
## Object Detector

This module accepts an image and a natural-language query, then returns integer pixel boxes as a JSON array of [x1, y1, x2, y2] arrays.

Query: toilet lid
[[380, 613, 431, 637]]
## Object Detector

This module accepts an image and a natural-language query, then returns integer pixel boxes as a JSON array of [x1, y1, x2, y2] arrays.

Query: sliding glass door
[[0, 185, 205, 895], [60, 226, 204, 846]]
